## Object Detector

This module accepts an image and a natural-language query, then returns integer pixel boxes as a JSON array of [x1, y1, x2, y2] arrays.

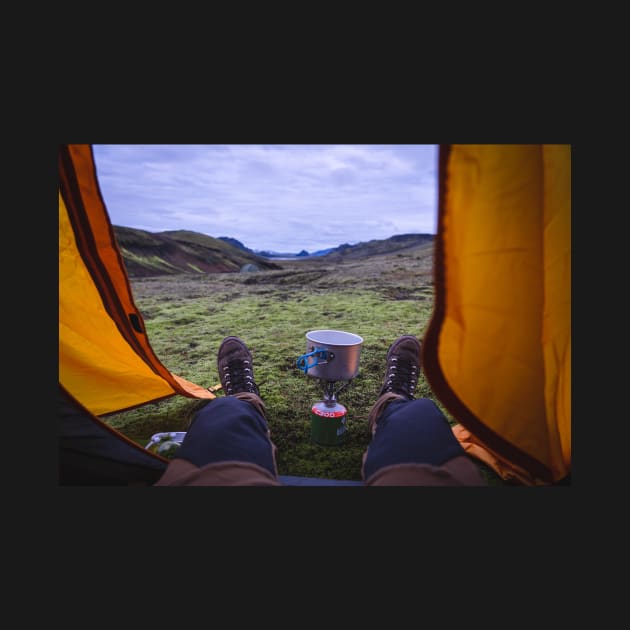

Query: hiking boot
[[217, 336, 260, 396], [377, 335, 421, 400]]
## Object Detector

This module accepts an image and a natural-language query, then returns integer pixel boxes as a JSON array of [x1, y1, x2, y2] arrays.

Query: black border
[[52, 91, 577, 551]]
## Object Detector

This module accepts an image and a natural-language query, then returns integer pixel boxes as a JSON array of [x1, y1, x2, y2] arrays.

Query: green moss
[[120, 248, 180, 272]]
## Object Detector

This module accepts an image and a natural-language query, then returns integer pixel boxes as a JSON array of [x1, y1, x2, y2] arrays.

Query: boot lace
[[223, 359, 258, 395], [383, 357, 417, 399]]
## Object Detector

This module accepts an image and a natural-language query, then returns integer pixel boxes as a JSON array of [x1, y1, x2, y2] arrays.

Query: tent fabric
[[59, 145, 215, 416], [59, 385, 168, 485], [423, 144, 571, 484]]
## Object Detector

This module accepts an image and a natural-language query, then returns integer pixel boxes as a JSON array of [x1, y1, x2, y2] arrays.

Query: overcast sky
[[92, 144, 438, 253]]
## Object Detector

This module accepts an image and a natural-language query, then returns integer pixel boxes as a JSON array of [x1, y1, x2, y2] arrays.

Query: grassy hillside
[[325, 233, 435, 260], [101, 240, 505, 485], [113, 226, 281, 276]]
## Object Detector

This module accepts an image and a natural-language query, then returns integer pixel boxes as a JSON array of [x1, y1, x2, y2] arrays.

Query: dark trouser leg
[[362, 397, 465, 481], [175, 395, 278, 477]]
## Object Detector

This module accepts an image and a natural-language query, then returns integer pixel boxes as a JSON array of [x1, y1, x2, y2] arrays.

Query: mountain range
[[217, 236, 335, 259], [112, 226, 435, 277]]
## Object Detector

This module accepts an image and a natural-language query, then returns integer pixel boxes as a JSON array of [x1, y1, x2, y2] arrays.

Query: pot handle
[[296, 347, 332, 374]]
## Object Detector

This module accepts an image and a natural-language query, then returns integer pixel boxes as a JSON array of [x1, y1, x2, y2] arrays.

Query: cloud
[[92, 144, 438, 252]]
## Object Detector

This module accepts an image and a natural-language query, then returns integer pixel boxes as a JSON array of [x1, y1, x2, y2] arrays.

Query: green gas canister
[[310, 399, 347, 446]]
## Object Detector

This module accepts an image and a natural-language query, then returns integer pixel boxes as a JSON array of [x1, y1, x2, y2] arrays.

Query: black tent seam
[[59, 145, 165, 377]]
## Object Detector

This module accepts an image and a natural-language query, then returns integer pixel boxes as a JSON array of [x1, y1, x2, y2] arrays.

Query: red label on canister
[[311, 405, 346, 418]]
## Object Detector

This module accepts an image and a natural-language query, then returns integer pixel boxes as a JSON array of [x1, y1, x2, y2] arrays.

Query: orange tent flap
[[59, 145, 214, 415], [424, 145, 571, 484]]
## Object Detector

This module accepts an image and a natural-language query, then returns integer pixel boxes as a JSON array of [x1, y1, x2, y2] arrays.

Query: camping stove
[[296, 330, 363, 446]]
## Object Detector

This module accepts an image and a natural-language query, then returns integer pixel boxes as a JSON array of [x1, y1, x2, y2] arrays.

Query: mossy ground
[[102, 245, 504, 484]]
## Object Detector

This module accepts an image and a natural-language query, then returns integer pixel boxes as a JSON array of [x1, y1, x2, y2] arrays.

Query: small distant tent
[[240, 263, 261, 272], [58, 143, 570, 485]]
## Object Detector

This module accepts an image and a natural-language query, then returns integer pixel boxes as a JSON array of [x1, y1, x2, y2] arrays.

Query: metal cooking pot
[[296, 329, 363, 381]]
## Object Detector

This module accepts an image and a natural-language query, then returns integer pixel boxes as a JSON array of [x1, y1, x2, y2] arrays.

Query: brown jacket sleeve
[[154, 458, 281, 486], [364, 455, 487, 486]]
